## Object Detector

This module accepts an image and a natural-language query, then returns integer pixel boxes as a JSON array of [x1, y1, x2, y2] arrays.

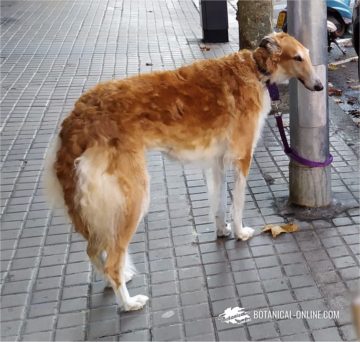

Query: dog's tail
[[44, 138, 125, 259], [44, 136, 66, 210], [73, 144, 125, 258]]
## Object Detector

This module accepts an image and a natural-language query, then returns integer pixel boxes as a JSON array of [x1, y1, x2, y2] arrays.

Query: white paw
[[217, 223, 232, 238], [235, 226, 255, 241], [124, 270, 135, 283], [122, 295, 149, 311]]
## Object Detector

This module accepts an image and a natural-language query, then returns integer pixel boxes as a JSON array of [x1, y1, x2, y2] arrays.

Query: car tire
[[328, 13, 346, 37]]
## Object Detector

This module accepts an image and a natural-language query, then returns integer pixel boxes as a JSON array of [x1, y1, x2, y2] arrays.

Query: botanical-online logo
[[218, 307, 251, 325]]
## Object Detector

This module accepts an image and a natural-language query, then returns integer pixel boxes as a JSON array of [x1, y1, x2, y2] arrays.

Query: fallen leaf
[[334, 98, 343, 103], [200, 45, 210, 51], [347, 96, 358, 105], [328, 64, 338, 71], [262, 223, 299, 238], [350, 85, 360, 90], [328, 87, 342, 96]]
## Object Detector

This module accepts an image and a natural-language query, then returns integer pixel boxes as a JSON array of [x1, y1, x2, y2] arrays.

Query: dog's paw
[[217, 223, 232, 238], [122, 295, 149, 311], [124, 270, 135, 283], [235, 226, 255, 241]]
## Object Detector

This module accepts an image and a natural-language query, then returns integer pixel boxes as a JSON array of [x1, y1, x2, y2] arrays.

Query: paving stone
[[294, 286, 322, 301], [57, 312, 87, 328], [0, 306, 25, 322], [24, 316, 55, 334], [1, 320, 22, 338], [60, 297, 88, 313], [184, 318, 214, 337], [241, 293, 268, 310], [182, 303, 211, 321], [28, 302, 57, 318], [35, 277, 61, 291], [119, 330, 150, 341], [248, 322, 278, 340], [281, 332, 312, 341], [55, 327, 85, 341], [267, 290, 295, 306], [312, 327, 343, 341], [262, 278, 289, 292], [120, 314, 150, 333], [278, 318, 307, 336], [31, 288, 60, 304], [152, 324, 184, 341], [22, 331, 53, 341], [152, 309, 181, 327], [152, 282, 177, 297], [209, 285, 236, 302], [88, 319, 120, 340], [2, 280, 31, 295], [233, 270, 259, 284], [218, 327, 248, 341], [1, 293, 28, 308]]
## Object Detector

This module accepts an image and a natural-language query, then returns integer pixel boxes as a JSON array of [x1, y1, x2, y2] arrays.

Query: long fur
[[43, 32, 321, 311], [44, 136, 65, 210]]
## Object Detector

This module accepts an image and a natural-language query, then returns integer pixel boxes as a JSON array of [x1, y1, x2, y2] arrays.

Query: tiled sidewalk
[[1, 0, 359, 341]]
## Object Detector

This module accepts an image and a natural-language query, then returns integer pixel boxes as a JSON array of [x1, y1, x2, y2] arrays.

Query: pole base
[[275, 197, 356, 221], [289, 163, 332, 208], [202, 29, 229, 43]]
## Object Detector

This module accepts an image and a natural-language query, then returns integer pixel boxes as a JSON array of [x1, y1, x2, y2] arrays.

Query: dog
[[44, 32, 323, 311]]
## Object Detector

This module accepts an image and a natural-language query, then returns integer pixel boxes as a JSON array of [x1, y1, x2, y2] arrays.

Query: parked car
[[276, 0, 353, 37]]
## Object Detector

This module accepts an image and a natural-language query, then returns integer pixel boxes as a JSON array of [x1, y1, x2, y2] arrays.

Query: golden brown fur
[[45, 32, 323, 311]]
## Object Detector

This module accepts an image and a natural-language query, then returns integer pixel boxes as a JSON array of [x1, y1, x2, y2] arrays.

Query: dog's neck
[[252, 47, 279, 83]]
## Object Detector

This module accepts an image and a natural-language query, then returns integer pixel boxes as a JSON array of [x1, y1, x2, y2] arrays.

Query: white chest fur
[[252, 89, 271, 152]]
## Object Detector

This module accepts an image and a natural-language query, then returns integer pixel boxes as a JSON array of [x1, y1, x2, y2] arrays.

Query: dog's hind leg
[[98, 251, 134, 288], [104, 192, 149, 311], [232, 157, 255, 241], [75, 145, 149, 311], [206, 157, 231, 237]]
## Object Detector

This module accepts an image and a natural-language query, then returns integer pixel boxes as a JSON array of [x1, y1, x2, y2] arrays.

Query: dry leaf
[[350, 85, 360, 90], [328, 64, 338, 71], [200, 45, 210, 51], [262, 223, 299, 238], [328, 87, 342, 96], [347, 96, 358, 105]]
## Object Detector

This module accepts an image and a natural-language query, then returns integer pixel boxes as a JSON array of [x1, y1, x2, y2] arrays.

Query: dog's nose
[[314, 80, 323, 91]]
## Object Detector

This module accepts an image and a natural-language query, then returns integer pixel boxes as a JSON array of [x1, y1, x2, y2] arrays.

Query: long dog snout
[[313, 79, 324, 91]]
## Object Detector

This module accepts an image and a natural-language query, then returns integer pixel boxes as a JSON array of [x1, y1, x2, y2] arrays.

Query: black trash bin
[[200, 0, 229, 43]]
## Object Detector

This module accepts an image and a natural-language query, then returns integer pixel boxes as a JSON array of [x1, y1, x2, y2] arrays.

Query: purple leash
[[267, 83, 333, 168]]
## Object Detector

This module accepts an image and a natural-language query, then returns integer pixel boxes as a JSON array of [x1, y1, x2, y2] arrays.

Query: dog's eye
[[294, 55, 303, 62]]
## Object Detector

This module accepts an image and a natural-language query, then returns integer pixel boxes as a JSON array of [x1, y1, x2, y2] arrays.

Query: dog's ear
[[259, 36, 281, 55]]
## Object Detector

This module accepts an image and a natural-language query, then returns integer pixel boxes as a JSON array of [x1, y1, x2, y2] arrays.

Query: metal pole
[[288, 0, 332, 207]]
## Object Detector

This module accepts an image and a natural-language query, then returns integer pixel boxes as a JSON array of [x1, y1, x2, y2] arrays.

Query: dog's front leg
[[206, 158, 231, 237], [232, 165, 255, 241]]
